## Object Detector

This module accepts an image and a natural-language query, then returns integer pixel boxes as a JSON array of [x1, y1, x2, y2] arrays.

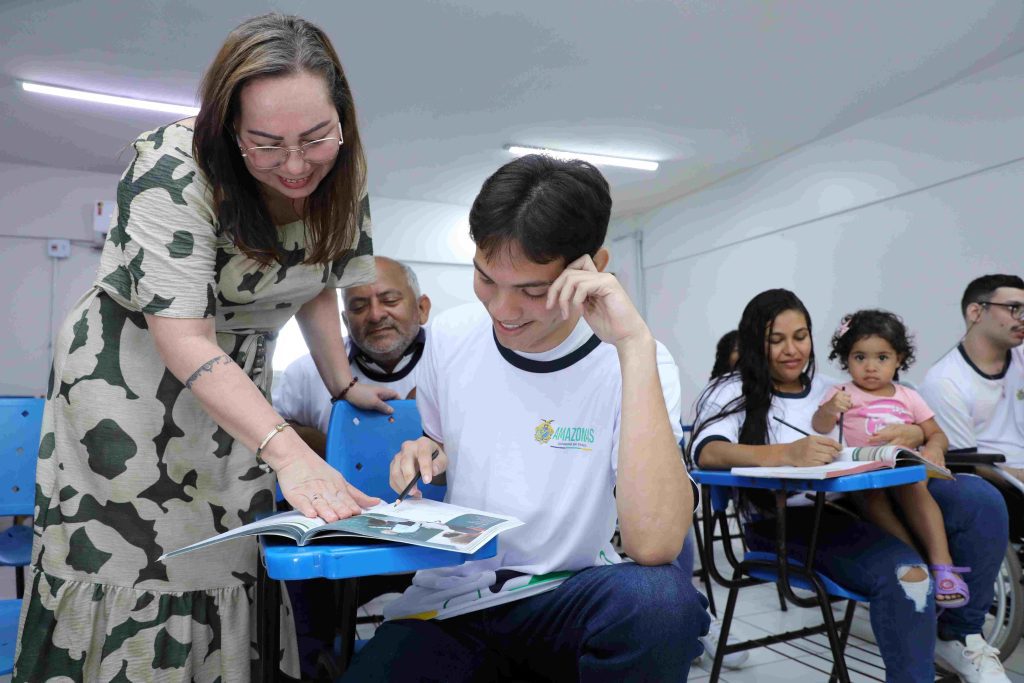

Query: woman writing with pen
[[689, 288, 1009, 682]]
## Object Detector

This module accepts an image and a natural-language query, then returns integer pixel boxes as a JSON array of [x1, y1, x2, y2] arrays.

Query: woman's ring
[[310, 493, 322, 502]]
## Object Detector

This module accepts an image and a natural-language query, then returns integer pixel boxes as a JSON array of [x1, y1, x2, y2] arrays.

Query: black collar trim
[[349, 329, 425, 383], [773, 376, 812, 399], [958, 343, 1010, 380], [492, 330, 602, 373]]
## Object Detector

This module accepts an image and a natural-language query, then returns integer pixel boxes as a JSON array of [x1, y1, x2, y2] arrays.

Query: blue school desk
[[255, 400, 502, 680], [257, 535, 497, 681], [691, 465, 928, 683], [257, 513, 497, 682]]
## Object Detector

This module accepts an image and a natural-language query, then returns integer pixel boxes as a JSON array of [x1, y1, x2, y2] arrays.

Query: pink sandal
[[930, 565, 971, 609]]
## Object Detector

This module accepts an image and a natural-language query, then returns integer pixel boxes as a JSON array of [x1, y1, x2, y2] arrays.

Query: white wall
[[0, 159, 476, 392], [0, 161, 112, 396], [610, 51, 1024, 416]]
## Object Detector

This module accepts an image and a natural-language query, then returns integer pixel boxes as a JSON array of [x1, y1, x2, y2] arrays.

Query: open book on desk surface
[[730, 445, 954, 480], [160, 498, 523, 561]]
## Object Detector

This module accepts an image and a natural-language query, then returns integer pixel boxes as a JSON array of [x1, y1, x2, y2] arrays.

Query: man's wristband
[[331, 377, 358, 404]]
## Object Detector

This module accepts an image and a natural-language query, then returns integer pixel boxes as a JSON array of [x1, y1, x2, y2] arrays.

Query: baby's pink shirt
[[820, 383, 935, 447]]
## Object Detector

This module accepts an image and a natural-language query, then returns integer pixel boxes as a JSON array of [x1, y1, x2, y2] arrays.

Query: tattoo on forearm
[[185, 355, 232, 389]]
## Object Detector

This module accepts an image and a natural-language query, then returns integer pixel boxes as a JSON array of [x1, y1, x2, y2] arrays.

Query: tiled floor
[[352, 569, 1024, 682], [1, 544, 1020, 682], [690, 566, 1024, 682]]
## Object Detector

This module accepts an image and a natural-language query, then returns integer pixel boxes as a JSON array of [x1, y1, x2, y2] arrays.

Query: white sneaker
[[935, 634, 1010, 683], [696, 618, 750, 670]]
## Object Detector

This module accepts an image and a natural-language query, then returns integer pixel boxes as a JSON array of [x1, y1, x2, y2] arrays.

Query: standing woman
[[691, 289, 1009, 682], [15, 14, 394, 682]]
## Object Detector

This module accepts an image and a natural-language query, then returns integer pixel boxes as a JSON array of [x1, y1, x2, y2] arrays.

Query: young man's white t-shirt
[[691, 372, 838, 466], [920, 344, 1024, 467], [272, 333, 424, 434], [382, 304, 695, 621]]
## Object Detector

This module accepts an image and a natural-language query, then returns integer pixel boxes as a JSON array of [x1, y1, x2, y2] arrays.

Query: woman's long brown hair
[[193, 13, 366, 265]]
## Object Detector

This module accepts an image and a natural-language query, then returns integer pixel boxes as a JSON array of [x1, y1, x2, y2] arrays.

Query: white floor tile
[[712, 657, 832, 682], [693, 525, 1024, 682], [733, 602, 846, 636], [1005, 638, 1024, 675]]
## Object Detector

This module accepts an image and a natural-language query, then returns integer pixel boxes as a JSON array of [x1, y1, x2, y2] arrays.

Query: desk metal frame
[[255, 536, 498, 681], [693, 467, 926, 683]]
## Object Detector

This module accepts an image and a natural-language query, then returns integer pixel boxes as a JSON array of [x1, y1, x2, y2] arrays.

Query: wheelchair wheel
[[983, 544, 1023, 660]]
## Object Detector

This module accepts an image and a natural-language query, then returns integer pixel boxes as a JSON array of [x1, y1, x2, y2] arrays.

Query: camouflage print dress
[[14, 121, 375, 682]]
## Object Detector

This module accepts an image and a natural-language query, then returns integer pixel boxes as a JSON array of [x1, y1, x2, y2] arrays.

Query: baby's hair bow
[[836, 315, 853, 338]]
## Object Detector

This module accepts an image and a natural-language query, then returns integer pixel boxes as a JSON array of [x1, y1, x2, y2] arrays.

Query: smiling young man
[[921, 274, 1024, 480], [340, 155, 708, 683]]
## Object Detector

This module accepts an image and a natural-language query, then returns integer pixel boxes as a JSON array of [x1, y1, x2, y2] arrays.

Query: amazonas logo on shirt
[[534, 419, 595, 451]]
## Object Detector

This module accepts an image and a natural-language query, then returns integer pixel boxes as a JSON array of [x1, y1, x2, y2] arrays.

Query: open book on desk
[[730, 445, 954, 480], [160, 498, 523, 561]]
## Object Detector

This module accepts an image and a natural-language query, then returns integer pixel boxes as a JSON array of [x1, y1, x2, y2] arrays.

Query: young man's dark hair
[[468, 154, 612, 265], [960, 274, 1024, 317]]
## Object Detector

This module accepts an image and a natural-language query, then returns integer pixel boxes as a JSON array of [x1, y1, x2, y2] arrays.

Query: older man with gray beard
[[274, 256, 431, 455]]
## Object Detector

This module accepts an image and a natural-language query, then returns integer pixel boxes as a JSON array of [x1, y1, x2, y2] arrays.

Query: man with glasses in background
[[920, 274, 1022, 681], [922, 274, 1024, 482]]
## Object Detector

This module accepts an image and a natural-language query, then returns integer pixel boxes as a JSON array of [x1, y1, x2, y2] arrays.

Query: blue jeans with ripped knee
[[745, 473, 1007, 683]]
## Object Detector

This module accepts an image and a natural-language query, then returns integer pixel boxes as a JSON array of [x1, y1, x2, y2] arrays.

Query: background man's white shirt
[[273, 338, 422, 434], [921, 345, 1024, 466]]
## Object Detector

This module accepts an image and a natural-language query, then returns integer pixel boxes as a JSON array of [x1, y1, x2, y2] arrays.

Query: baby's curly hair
[[828, 309, 916, 380]]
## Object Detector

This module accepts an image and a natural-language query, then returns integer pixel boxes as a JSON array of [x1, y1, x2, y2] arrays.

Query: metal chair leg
[[336, 578, 360, 674], [776, 581, 788, 611], [692, 514, 718, 616], [709, 572, 742, 683], [810, 578, 852, 683], [828, 600, 858, 683], [256, 548, 281, 683]]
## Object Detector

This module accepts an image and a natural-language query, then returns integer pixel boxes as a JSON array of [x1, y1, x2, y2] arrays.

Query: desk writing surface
[[263, 536, 498, 581], [691, 466, 926, 493]]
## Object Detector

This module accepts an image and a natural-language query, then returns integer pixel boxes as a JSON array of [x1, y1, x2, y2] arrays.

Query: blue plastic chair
[[692, 467, 925, 683], [257, 400, 497, 682], [325, 399, 446, 503], [0, 396, 44, 675]]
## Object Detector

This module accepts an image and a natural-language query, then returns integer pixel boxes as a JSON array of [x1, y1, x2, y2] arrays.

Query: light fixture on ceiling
[[506, 145, 658, 172], [21, 81, 200, 116]]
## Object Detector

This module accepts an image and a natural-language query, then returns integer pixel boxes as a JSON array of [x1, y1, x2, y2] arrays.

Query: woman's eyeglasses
[[238, 122, 343, 170]]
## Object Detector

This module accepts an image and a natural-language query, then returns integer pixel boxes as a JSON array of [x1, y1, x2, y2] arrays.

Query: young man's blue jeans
[[745, 473, 1008, 683], [341, 559, 710, 682]]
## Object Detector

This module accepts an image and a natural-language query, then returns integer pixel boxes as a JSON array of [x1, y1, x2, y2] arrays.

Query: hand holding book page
[[731, 445, 954, 480], [158, 497, 524, 561]]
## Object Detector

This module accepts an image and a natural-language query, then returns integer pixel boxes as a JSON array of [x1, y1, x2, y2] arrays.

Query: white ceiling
[[2, 1, 1024, 216]]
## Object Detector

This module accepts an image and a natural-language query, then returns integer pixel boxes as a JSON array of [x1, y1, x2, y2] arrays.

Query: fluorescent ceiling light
[[21, 81, 199, 116], [506, 145, 658, 172]]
